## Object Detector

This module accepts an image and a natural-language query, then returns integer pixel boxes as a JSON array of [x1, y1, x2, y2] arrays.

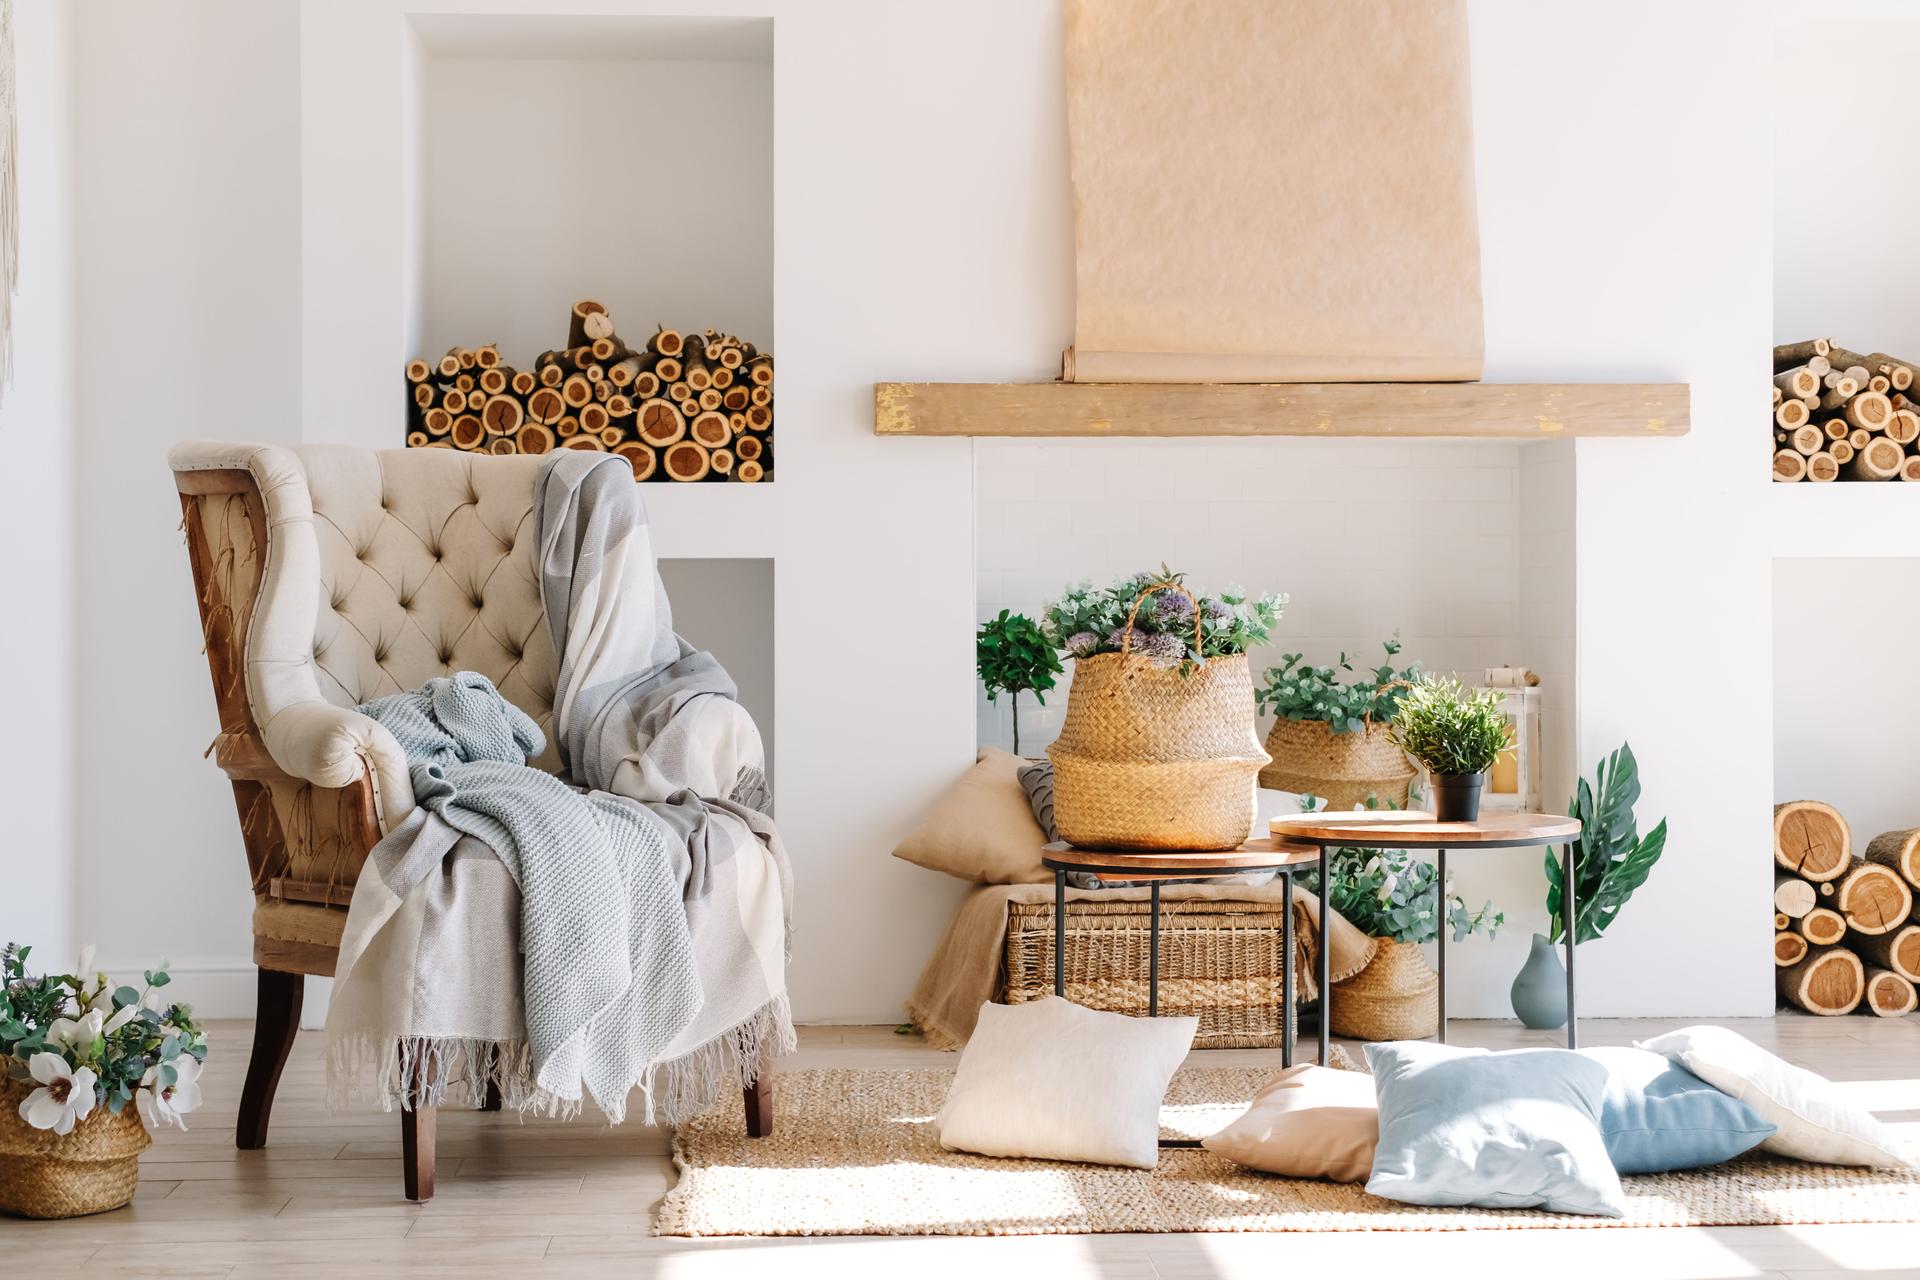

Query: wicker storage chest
[[1002, 896, 1311, 1047]]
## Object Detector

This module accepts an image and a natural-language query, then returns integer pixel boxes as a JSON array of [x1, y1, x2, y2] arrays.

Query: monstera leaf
[[1545, 742, 1668, 944]]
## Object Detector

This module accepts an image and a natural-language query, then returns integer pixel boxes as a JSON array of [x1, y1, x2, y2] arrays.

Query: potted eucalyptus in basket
[[1387, 675, 1512, 821], [1255, 640, 1421, 809], [2, 944, 208, 1218], [1299, 794, 1503, 1040], [1511, 743, 1668, 1029], [1041, 567, 1286, 850], [976, 609, 1064, 757]]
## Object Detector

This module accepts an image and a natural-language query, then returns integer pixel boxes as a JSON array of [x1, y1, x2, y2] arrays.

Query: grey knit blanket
[[351, 672, 701, 1116], [324, 453, 793, 1125]]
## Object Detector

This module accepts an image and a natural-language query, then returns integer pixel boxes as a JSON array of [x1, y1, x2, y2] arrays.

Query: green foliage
[[1388, 675, 1511, 776], [1041, 565, 1286, 673], [1255, 639, 1419, 733], [1296, 795, 1503, 944], [976, 610, 1062, 707], [977, 609, 1065, 755], [1545, 743, 1668, 944], [2, 943, 209, 1116]]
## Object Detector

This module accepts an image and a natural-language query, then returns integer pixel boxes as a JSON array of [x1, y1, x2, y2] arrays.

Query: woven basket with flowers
[[1, 943, 208, 1218]]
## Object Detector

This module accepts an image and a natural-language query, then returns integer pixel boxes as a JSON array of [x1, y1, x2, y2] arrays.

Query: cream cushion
[[170, 441, 562, 830], [1201, 1065, 1377, 1182], [937, 998, 1197, 1169], [892, 747, 1050, 884], [1638, 1025, 1915, 1169]]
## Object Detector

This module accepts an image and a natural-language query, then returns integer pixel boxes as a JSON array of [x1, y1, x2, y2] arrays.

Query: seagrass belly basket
[[1048, 584, 1270, 851]]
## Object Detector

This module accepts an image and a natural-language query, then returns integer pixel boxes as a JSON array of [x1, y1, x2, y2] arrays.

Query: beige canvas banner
[[1063, 0, 1484, 383]]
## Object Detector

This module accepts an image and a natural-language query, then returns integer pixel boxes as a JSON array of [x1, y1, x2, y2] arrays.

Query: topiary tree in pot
[[976, 609, 1063, 756]]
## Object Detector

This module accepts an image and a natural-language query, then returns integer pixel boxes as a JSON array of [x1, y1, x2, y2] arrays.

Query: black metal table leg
[[1054, 868, 1066, 998], [1318, 845, 1331, 1066], [1149, 880, 1161, 1017], [1564, 843, 1578, 1049], [1436, 847, 1448, 1044], [1281, 868, 1294, 1068]]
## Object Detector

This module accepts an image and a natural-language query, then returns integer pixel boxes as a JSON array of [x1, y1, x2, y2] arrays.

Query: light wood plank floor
[[10, 1016, 1919, 1279]]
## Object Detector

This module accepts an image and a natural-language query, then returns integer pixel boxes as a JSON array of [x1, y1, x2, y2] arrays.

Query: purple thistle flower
[[1065, 631, 1101, 658]]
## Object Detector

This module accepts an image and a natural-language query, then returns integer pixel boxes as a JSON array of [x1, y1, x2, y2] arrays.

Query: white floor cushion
[[1638, 1025, 1914, 1169], [937, 997, 1197, 1169]]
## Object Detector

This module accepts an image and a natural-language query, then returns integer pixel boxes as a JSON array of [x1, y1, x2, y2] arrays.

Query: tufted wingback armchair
[[169, 440, 769, 1200]]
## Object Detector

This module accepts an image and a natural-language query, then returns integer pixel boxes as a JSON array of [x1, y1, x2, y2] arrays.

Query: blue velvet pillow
[[1581, 1046, 1775, 1174], [1365, 1041, 1623, 1217]]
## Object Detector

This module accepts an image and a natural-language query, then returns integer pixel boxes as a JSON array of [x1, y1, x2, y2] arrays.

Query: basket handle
[[1119, 580, 1204, 663]]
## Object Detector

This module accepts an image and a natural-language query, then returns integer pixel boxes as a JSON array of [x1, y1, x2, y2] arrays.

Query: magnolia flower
[[138, 1057, 205, 1130], [77, 944, 97, 976], [19, 1053, 99, 1135], [103, 1002, 141, 1036], [47, 1009, 104, 1058]]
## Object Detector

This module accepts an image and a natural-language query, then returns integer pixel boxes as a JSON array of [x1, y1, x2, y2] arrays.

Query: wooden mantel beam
[[873, 381, 1689, 438]]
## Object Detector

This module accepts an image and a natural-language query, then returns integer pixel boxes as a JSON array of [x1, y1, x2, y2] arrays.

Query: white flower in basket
[[2, 942, 210, 1133], [19, 1053, 99, 1136]]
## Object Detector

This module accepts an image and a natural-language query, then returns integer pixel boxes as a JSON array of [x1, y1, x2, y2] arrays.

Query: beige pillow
[[892, 747, 1050, 884], [1202, 1064, 1378, 1183]]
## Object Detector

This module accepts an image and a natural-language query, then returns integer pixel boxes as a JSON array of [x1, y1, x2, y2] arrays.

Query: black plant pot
[[1430, 771, 1488, 822]]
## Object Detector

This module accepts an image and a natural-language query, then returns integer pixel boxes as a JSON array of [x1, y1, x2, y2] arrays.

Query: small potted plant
[[1, 944, 208, 1218], [976, 609, 1064, 757], [1388, 675, 1511, 821], [1300, 797, 1503, 1039], [1255, 640, 1420, 808]]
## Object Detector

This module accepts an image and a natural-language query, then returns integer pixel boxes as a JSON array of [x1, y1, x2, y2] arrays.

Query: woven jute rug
[[657, 1063, 1920, 1237]]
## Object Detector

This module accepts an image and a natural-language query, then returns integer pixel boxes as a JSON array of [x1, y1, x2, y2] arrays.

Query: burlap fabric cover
[[0, 1077, 151, 1219], [1048, 585, 1269, 851], [1259, 718, 1414, 810]]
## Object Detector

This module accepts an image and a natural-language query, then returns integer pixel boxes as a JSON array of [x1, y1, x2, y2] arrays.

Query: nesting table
[[1041, 836, 1322, 1067], [1269, 811, 1585, 1060]]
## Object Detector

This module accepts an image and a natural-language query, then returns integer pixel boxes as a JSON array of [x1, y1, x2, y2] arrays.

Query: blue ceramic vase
[[1510, 932, 1568, 1029]]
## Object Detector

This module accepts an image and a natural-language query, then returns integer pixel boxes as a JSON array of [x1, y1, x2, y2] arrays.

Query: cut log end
[[1807, 452, 1839, 482], [1847, 924, 1920, 983], [1835, 856, 1914, 935], [1774, 450, 1807, 482], [1777, 946, 1864, 1015], [1863, 967, 1917, 1017], [663, 441, 711, 482], [1864, 828, 1920, 890], [1775, 930, 1809, 968], [1775, 801, 1852, 882], [1774, 874, 1817, 919], [1798, 906, 1849, 947]]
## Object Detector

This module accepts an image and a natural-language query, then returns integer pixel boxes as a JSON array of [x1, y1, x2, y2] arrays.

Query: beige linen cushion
[[892, 747, 1050, 884], [1201, 1064, 1379, 1183], [937, 997, 1198, 1169]]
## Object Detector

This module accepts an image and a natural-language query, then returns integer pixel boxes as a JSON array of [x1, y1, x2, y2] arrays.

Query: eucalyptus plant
[[1388, 675, 1511, 776], [1295, 796, 1503, 945], [1546, 742, 1668, 944], [976, 609, 1063, 756], [1256, 639, 1419, 733]]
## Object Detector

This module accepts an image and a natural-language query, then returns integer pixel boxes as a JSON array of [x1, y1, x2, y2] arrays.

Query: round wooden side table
[[1268, 812, 1584, 1061], [1041, 836, 1323, 1068]]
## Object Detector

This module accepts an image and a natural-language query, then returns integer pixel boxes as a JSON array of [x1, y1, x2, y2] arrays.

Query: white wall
[[0, 0, 77, 966], [975, 436, 1533, 758], [1774, 7, 1920, 354], [1774, 559, 1920, 842], [418, 48, 773, 365], [66, 0, 305, 1008], [658, 558, 775, 791], [25, 0, 1777, 1023], [1477, 0, 1774, 1015]]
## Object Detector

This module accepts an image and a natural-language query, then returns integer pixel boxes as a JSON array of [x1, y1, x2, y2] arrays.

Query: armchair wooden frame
[[175, 466, 771, 1203]]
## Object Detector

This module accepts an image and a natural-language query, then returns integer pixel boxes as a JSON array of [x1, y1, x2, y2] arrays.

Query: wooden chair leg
[[237, 968, 303, 1151], [401, 1102, 436, 1203], [744, 1070, 773, 1138]]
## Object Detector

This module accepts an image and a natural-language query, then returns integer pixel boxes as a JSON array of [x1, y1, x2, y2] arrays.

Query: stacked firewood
[[403, 300, 773, 483], [1773, 800, 1919, 1017], [1771, 339, 1920, 482]]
